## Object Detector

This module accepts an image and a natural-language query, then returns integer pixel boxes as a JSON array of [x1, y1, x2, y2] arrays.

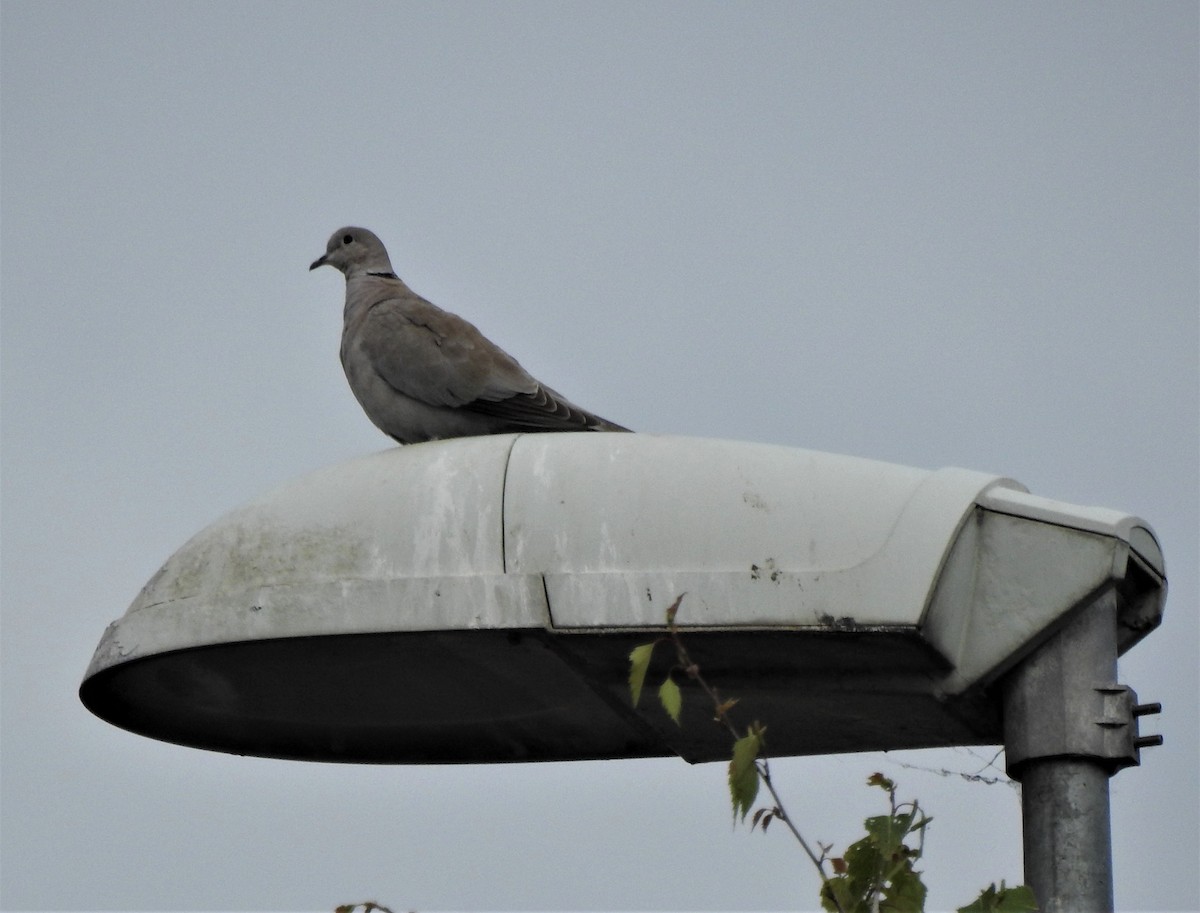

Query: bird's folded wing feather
[[358, 294, 539, 408], [357, 293, 624, 430], [466, 381, 621, 429]]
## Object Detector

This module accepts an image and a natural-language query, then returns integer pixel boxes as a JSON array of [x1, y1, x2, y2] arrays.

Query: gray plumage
[[310, 227, 629, 444]]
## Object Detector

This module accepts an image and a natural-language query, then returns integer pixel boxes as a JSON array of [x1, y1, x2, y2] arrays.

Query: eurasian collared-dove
[[310, 227, 629, 444]]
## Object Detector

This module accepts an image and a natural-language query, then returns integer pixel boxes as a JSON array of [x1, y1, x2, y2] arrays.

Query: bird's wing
[[356, 293, 628, 431], [355, 293, 538, 408], [466, 382, 630, 431]]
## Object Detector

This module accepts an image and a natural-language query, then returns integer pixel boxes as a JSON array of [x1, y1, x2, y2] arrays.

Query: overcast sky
[[2, 3, 1197, 912]]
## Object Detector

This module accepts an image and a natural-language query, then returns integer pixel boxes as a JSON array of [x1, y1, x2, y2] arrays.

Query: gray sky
[[2, 3, 1196, 911]]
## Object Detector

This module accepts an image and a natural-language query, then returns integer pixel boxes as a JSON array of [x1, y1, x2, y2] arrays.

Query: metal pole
[[1018, 758, 1113, 912], [1003, 590, 1119, 913]]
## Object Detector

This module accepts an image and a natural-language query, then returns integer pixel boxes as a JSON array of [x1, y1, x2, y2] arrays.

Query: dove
[[310, 227, 630, 444]]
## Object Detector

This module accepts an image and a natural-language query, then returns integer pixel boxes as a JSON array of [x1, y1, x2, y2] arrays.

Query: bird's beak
[[309, 255, 327, 271]]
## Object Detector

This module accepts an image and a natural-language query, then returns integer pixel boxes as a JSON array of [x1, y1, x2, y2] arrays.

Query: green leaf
[[956, 882, 1038, 913], [658, 675, 682, 724], [628, 642, 656, 707], [728, 731, 762, 822], [841, 836, 884, 906], [993, 885, 1038, 913], [864, 813, 908, 860], [820, 877, 861, 913], [881, 861, 927, 913]]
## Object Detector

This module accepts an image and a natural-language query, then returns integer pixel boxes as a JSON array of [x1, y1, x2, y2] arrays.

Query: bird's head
[[310, 227, 395, 276]]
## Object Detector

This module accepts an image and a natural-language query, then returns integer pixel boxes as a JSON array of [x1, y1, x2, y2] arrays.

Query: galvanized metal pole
[[1003, 590, 1122, 913], [1017, 758, 1114, 911]]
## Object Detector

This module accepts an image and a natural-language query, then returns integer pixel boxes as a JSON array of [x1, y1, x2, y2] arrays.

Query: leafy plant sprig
[[628, 594, 1037, 913], [629, 595, 839, 901]]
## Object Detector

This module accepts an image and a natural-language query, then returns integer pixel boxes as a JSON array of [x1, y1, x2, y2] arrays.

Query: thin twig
[[756, 759, 830, 875], [663, 611, 842, 912]]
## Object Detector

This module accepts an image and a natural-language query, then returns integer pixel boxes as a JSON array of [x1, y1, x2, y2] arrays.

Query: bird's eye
[[342, 234, 353, 245]]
